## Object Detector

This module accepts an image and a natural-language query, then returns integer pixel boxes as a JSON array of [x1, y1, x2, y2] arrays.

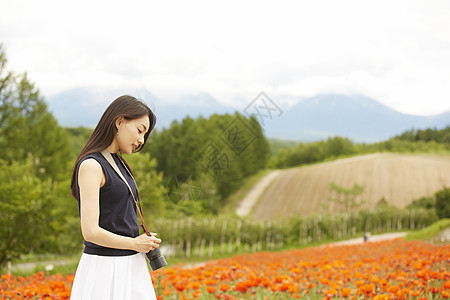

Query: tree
[[0, 44, 70, 180], [0, 44, 14, 152], [0, 157, 57, 272], [325, 136, 355, 158], [124, 152, 168, 218], [406, 196, 435, 210], [435, 187, 450, 219], [64, 126, 94, 159], [325, 182, 365, 213], [148, 112, 270, 208], [0, 44, 76, 266]]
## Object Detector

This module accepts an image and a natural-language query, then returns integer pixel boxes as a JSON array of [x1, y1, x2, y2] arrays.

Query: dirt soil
[[245, 153, 450, 220]]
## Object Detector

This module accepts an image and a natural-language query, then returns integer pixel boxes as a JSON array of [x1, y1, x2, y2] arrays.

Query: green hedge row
[[147, 208, 437, 257]]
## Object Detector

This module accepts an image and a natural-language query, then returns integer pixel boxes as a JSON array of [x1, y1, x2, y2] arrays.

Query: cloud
[[1, 0, 450, 115]]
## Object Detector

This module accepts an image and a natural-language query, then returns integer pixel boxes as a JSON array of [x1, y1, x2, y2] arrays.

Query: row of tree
[[395, 126, 450, 143], [270, 128, 450, 169], [149, 206, 437, 258], [405, 186, 450, 220], [270, 136, 356, 168], [145, 113, 270, 210]]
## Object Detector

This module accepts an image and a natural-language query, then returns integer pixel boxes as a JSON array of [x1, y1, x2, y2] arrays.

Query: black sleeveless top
[[75, 152, 140, 256]]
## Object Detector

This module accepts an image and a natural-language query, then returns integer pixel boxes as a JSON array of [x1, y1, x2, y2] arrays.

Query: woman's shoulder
[[79, 157, 103, 175], [78, 153, 106, 174], [76, 153, 109, 189]]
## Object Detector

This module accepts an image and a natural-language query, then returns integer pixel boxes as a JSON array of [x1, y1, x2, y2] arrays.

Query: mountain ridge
[[45, 88, 449, 142], [262, 94, 450, 142]]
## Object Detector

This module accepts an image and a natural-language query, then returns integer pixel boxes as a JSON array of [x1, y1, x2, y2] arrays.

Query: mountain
[[45, 87, 235, 129], [261, 94, 450, 142], [45, 89, 449, 142], [152, 93, 236, 128]]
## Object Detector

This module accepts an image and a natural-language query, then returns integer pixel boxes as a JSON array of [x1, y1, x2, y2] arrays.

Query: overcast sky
[[1, 0, 450, 116]]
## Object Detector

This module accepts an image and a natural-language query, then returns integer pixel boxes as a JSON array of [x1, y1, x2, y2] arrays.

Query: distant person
[[363, 231, 370, 243], [70, 95, 161, 299]]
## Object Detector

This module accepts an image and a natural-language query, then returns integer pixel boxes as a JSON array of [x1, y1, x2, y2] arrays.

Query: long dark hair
[[71, 95, 156, 198]]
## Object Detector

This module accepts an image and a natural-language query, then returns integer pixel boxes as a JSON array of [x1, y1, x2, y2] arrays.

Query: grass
[[406, 218, 450, 241]]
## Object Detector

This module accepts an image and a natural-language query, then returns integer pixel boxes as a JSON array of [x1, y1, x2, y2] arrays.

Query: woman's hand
[[133, 233, 161, 253]]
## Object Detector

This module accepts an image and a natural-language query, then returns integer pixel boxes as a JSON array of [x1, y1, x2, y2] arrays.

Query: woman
[[70, 95, 161, 299]]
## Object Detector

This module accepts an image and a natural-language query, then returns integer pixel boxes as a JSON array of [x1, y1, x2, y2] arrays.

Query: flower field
[[1, 272, 73, 299], [1, 239, 449, 299]]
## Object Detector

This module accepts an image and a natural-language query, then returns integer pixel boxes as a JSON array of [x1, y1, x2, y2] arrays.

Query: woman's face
[[116, 115, 150, 154]]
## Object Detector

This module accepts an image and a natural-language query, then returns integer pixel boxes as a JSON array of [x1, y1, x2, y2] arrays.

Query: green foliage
[[407, 218, 450, 241], [0, 45, 78, 271], [435, 187, 450, 219], [0, 45, 71, 181], [123, 152, 169, 218], [0, 157, 57, 272], [271, 136, 355, 168], [324, 136, 355, 157], [0, 45, 14, 113], [48, 173, 83, 256], [270, 142, 321, 168], [267, 138, 299, 156], [323, 183, 365, 213], [406, 196, 435, 210], [124, 151, 220, 219], [371, 139, 449, 153], [395, 126, 450, 144], [64, 127, 93, 159], [376, 197, 389, 208], [148, 113, 270, 208]]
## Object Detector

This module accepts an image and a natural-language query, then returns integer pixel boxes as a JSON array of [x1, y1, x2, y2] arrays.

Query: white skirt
[[70, 253, 157, 300]]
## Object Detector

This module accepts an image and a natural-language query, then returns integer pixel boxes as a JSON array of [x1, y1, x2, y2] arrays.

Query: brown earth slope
[[251, 153, 450, 220]]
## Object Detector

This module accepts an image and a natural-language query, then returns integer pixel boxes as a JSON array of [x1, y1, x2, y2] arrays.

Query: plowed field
[[251, 153, 450, 220]]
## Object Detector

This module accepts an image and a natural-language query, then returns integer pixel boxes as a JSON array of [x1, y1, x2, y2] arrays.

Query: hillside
[[249, 153, 450, 220]]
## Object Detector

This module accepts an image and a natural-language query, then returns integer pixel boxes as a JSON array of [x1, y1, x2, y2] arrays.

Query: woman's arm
[[78, 158, 160, 253]]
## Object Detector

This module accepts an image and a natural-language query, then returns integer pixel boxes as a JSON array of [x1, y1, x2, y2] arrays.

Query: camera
[[146, 248, 167, 271]]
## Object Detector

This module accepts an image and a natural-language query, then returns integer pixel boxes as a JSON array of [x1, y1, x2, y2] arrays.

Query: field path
[[236, 170, 281, 217], [324, 232, 407, 247], [11, 258, 74, 273]]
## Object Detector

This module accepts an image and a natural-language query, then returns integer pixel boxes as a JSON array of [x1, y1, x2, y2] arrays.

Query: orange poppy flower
[[219, 284, 231, 292]]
